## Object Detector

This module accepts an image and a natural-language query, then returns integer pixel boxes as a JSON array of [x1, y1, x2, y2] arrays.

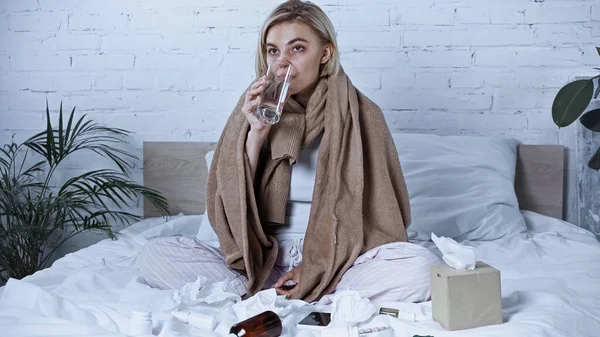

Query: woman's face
[[265, 21, 332, 97]]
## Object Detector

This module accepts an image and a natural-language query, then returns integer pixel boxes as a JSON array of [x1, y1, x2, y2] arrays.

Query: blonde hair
[[255, 0, 340, 78]]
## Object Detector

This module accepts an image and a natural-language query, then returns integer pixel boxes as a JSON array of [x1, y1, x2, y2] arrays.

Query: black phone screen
[[298, 312, 332, 326]]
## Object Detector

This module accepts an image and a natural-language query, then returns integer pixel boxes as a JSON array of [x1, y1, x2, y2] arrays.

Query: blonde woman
[[139, 0, 440, 303]]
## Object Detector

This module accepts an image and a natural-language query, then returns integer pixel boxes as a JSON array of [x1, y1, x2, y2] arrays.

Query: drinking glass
[[256, 60, 294, 125]]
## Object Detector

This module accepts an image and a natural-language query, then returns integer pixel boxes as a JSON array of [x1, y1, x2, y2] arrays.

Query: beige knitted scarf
[[206, 68, 410, 302]]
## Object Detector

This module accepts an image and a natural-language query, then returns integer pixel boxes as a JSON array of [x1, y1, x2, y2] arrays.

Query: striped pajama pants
[[138, 236, 441, 303]]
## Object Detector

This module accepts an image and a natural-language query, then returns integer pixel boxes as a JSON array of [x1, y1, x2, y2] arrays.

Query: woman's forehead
[[266, 21, 317, 45]]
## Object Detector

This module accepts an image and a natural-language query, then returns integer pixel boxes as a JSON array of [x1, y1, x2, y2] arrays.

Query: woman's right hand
[[243, 77, 271, 179], [242, 76, 270, 133], [273, 266, 301, 299]]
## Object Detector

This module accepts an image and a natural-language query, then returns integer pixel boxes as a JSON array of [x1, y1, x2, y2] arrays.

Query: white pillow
[[196, 150, 220, 247], [393, 133, 527, 242]]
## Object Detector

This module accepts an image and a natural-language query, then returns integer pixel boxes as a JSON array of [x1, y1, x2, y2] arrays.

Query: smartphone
[[297, 312, 332, 330]]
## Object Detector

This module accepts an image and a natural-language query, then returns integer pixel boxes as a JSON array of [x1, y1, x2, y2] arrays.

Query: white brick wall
[[0, 0, 599, 256], [593, 5, 600, 22]]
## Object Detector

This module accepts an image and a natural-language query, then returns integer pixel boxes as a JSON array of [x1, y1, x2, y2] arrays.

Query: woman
[[139, 0, 440, 303]]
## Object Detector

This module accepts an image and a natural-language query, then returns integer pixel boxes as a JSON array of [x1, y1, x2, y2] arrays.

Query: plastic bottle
[[228, 310, 282, 337], [129, 309, 153, 336]]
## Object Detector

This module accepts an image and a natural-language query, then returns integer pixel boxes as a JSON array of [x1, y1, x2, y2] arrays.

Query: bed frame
[[142, 142, 566, 221]]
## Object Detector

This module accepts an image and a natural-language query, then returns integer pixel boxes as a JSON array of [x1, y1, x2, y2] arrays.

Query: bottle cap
[[131, 310, 152, 319], [379, 307, 399, 318]]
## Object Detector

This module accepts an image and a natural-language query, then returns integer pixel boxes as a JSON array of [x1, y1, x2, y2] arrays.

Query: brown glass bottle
[[229, 310, 283, 337]]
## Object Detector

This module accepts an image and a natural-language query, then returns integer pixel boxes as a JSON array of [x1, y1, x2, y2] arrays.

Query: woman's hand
[[273, 266, 301, 298], [243, 77, 271, 179], [242, 76, 270, 133]]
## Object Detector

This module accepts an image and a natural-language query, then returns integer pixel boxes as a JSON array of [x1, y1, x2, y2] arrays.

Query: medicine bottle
[[228, 310, 282, 337]]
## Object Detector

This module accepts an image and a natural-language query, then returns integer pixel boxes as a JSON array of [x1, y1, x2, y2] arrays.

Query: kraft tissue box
[[430, 261, 503, 331]]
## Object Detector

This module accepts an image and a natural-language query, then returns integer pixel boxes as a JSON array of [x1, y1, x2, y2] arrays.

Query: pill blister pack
[[359, 325, 391, 334]]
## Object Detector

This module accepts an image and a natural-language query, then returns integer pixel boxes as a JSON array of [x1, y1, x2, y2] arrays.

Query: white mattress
[[1, 211, 599, 337]]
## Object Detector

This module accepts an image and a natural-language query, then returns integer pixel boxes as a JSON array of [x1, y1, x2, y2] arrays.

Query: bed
[[1, 133, 600, 337]]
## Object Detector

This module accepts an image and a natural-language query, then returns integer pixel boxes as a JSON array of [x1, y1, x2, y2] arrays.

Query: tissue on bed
[[330, 291, 376, 327], [431, 233, 476, 270], [173, 277, 240, 306], [231, 289, 306, 321]]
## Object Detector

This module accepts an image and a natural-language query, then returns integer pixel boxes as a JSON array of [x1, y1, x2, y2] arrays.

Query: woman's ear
[[320, 44, 333, 65]]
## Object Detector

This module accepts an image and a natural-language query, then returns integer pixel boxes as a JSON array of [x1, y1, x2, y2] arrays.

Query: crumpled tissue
[[173, 276, 240, 306], [431, 233, 477, 270], [231, 288, 306, 321], [330, 290, 377, 327]]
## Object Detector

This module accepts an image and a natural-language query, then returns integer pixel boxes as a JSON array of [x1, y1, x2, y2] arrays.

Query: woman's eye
[[268, 49, 279, 55], [293, 46, 304, 52]]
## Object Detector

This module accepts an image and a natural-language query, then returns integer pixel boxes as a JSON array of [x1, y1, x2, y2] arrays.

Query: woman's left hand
[[273, 266, 301, 298]]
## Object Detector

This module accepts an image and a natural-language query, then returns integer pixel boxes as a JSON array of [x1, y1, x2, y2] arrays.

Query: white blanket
[[1, 211, 600, 337]]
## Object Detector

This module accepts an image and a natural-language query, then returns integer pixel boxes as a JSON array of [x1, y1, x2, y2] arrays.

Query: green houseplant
[[0, 102, 169, 286], [552, 47, 600, 170]]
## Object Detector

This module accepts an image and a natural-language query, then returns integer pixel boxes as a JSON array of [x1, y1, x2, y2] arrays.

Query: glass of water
[[256, 60, 294, 125]]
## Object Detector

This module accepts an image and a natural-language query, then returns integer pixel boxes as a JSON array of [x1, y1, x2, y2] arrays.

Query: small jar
[[129, 309, 153, 336], [229, 310, 282, 337]]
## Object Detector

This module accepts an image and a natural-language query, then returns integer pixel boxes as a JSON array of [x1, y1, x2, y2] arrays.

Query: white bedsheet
[[1, 211, 599, 337]]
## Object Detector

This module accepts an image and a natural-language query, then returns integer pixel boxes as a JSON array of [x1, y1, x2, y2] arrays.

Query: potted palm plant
[[0, 102, 169, 286], [552, 47, 600, 170]]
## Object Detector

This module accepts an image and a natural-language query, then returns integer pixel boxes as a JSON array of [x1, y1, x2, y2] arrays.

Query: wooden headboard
[[515, 145, 565, 220], [143, 142, 216, 218], [143, 142, 565, 220]]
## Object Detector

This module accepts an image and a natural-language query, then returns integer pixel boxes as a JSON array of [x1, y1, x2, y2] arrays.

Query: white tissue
[[173, 277, 240, 306], [231, 288, 306, 321], [431, 233, 477, 270], [158, 315, 190, 337], [171, 311, 216, 331], [330, 291, 377, 327]]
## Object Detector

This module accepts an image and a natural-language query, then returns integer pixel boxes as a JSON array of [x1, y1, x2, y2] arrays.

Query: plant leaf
[[589, 146, 600, 170], [45, 100, 56, 165], [58, 101, 64, 158], [23, 139, 47, 160], [0, 146, 10, 170], [580, 109, 600, 132], [552, 79, 595, 128], [64, 106, 75, 148]]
